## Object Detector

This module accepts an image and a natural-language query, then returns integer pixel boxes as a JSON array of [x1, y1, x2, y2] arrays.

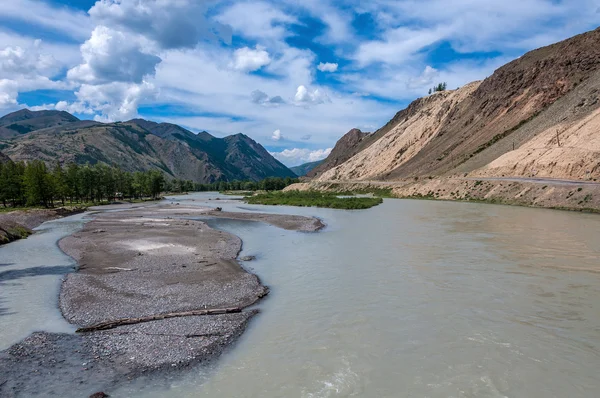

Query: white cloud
[[0, 43, 57, 77], [317, 62, 338, 72], [0, 79, 19, 108], [68, 26, 161, 84], [54, 81, 157, 122], [0, 0, 91, 40], [217, 2, 296, 41], [269, 147, 332, 167], [271, 129, 284, 141], [0, 41, 73, 100], [294, 85, 330, 105], [89, 0, 232, 48], [232, 46, 271, 72], [408, 66, 440, 90]]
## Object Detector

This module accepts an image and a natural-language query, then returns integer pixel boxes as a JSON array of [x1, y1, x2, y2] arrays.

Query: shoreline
[[286, 177, 600, 214], [0, 207, 87, 245], [0, 203, 323, 397]]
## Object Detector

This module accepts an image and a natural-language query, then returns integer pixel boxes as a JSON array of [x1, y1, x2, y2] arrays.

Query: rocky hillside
[[307, 128, 372, 178], [315, 27, 600, 182], [0, 150, 10, 163], [0, 110, 295, 183]]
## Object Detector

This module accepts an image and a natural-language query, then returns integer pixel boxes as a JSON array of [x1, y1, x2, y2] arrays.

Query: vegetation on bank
[[0, 160, 167, 208], [200, 177, 298, 193], [0, 159, 300, 209], [244, 191, 383, 209]]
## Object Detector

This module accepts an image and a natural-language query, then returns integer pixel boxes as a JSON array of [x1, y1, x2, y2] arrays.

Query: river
[[1, 195, 600, 397]]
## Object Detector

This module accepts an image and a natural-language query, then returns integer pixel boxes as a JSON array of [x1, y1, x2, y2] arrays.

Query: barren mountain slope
[[317, 27, 600, 182], [307, 128, 371, 177], [471, 105, 600, 179], [318, 82, 481, 181]]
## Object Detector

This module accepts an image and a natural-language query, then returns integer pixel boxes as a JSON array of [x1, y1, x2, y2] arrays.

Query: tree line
[[195, 177, 298, 192], [0, 160, 298, 208], [428, 82, 447, 95]]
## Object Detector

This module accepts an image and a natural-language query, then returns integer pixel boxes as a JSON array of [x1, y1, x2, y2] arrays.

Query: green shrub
[[245, 191, 383, 210]]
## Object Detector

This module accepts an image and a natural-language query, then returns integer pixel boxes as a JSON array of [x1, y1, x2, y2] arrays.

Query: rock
[[240, 256, 256, 262], [90, 392, 109, 398], [215, 207, 223, 212]]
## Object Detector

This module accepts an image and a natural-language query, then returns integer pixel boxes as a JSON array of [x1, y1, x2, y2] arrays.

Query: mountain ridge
[[310, 27, 600, 183], [0, 109, 295, 183]]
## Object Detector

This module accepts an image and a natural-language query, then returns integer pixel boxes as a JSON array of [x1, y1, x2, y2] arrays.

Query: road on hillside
[[462, 177, 600, 186], [318, 177, 600, 187]]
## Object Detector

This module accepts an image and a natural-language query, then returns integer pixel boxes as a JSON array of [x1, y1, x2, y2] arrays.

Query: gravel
[[0, 204, 323, 397]]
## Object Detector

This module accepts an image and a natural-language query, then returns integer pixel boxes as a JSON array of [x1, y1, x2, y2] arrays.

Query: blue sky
[[0, 0, 599, 166]]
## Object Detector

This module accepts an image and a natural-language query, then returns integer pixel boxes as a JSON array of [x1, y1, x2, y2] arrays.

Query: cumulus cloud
[[317, 62, 338, 72], [0, 79, 19, 108], [53, 81, 157, 122], [294, 85, 330, 105], [232, 46, 271, 72], [89, 0, 232, 48], [67, 26, 161, 84], [269, 147, 332, 167], [0, 40, 71, 94], [271, 129, 284, 141], [0, 42, 57, 77]]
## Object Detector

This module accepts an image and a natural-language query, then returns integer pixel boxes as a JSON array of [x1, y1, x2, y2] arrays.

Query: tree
[[431, 82, 447, 93], [66, 163, 81, 202], [147, 170, 164, 199], [52, 161, 68, 206], [23, 160, 54, 207]]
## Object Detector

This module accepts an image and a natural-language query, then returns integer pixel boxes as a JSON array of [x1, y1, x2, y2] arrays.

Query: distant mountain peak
[[0, 110, 295, 183]]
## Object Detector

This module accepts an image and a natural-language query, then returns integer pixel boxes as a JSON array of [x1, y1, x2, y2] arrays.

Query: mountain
[[0, 150, 10, 163], [0, 111, 295, 183], [307, 128, 372, 178], [314, 27, 600, 182], [0, 109, 79, 139], [290, 160, 324, 176]]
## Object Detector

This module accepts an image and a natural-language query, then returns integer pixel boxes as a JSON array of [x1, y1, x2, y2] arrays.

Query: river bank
[[0, 203, 323, 397], [286, 177, 600, 213], [0, 207, 86, 245]]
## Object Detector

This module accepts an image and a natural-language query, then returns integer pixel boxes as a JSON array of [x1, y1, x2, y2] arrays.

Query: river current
[[1, 195, 599, 397]]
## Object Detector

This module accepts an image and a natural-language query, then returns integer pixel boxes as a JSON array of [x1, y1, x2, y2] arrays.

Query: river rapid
[[1, 195, 599, 397]]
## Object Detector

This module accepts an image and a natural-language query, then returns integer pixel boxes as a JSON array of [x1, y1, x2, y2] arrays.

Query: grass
[[323, 184, 395, 198], [245, 190, 383, 209], [219, 190, 255, 196]]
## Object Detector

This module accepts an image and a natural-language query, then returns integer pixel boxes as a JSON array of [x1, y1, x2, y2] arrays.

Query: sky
[[0, 1, 599, 166]]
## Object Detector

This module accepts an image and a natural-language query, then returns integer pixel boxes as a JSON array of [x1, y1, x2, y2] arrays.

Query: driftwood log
[[76, 307, 242, 333]]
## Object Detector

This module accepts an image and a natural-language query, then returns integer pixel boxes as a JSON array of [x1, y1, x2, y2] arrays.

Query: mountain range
[[0, 110, 295, 183], [309, 27, 600, 183], [290, 160, 323, 177]]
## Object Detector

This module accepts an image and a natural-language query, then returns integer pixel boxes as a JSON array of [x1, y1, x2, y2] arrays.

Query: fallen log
[[76, 307, 242, 333]]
